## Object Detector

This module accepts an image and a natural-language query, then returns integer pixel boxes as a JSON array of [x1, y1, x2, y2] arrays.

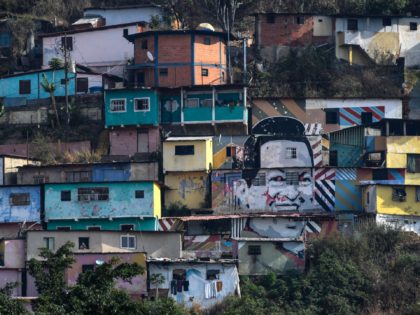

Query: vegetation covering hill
[[1, 225, 419, 314]]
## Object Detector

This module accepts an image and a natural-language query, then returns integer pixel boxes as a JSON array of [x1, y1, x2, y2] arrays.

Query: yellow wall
[[376, 186, 420, 216], [386, 136, 420, 168], [164, 171, 208, 209], [406, 172, 420, 185], [153, 183, 161, 218], [163, 139, 213, 172]]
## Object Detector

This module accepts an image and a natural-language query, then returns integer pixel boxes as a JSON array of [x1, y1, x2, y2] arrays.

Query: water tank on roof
[[197, 23, 215, 31]]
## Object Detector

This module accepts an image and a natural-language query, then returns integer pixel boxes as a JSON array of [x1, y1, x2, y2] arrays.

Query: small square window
[[43, 237, 55, 250], [82, 264, 94, 273], [110, 99, 126, 112], [286, 172, 299, 185], [392, 187, 406, 202], [57, 226, 71, 231], [347, 19, 358, 31], [206, 270, 220, 280], [61, 36, 73, 51], [19, 80, 31, 94], [134, 98, 150, 111], [248, 245, 261, 255], [121, 235, 136, 249], [175, 145, 195, 155], [226, 146, 236, 158], [204, 37, 211, 45], [410, 22, 417, 31], [141, 39, 148, 49], [286, 147, 297, 159], [121, 224, 135, 231], [252, 173, 266, 186], [159, 68, 168, 76], [266, 14, 275, 24], [135, 190, 144, 199], [33, 175, 48, 184], [87, 226, 101, 231], [201, 68, 208, 76], [76, 78, 89, 93], [10, 193, 30, 206], [296, 16, 305, 24], [78, 237, 90, 250], [61, 79, 67, 85], [383, 17, 391, 26], [61, 190, 71, 201], [325, 111, 338, 124], [186, 98, 199, 108], [361, 112, 373, 125]]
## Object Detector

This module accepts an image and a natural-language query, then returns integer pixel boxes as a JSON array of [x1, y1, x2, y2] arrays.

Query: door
[[137, 130, 149, 153]]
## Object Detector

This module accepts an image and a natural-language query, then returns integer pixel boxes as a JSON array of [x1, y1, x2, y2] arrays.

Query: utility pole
[[63, 32, 70, 126]]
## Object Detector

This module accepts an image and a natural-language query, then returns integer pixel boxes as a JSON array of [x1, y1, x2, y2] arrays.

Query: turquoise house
[[0, 68, 76, 106], [44, 181, 161, 231], [104, 88, 159, 127]]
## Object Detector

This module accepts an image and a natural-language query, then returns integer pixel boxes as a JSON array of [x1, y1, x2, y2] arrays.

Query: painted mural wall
[[44, 182, 159, 221], [0, 186, 41, 223], [238, 241, 305, 275], [148, 262, 240, 309]]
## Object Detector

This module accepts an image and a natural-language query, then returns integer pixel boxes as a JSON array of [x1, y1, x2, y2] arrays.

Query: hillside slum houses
[[0, 5, 419, 310]]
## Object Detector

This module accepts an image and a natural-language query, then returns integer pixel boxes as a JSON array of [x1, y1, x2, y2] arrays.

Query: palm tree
[[40, 58, 63, 128]]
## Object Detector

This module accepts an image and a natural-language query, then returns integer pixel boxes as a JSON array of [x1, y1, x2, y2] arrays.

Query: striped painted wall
[[339, 106, 385, 126], [251, 99, 306, 125], [335, 168, 362, 211]]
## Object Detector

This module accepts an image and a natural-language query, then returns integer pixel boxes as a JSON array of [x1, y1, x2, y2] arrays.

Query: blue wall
[[0, 186, 41, 223], [44, 182, 156, 221], [92, 163, 131, 182], [0, 69, 76, 106], [47, 217, 157, 231], [104, 88, 159, 127]]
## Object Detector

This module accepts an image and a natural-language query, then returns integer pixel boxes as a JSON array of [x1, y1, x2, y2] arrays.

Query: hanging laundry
[[211, 281, 217, 298], [170, 280, 177, 295], [183, 280, 189, 291], [177, 279, 183, 292], [216, 281, 223, 292], [204, 282, 211, 299]]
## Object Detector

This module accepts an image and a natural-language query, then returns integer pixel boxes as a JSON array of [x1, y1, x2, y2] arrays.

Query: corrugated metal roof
[[165, 136, 213, 141]]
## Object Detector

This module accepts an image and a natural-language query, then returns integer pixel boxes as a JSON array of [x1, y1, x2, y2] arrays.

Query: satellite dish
[[146, 51, 154, 62]]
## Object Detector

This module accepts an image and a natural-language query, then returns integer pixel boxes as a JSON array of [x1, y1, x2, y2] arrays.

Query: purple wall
[[109, 127, 159, 156]]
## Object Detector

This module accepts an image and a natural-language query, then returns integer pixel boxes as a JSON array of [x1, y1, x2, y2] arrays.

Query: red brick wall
[[259, 15, 316, 47], [134, 35, 155, 64]]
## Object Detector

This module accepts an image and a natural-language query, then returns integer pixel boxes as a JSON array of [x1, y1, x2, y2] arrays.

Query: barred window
[[286, 172, 299, 185], [134, 98, 150, 111], [252, 173, 266, 186], [392, 187, 406, 202], [77, 187, 109, 202], [110, 99, 126, 112], [10, 193, 30, 206], [286, 147, 297, 159]]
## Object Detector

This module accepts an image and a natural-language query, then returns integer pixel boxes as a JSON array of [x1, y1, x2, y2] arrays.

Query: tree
[[0, 283, 29, 315], [41, 57, 63, 128], [150, 273, 165, 300]]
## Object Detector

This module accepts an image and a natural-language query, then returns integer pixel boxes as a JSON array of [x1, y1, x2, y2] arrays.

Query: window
[[61, 190, 71, 201], [33, 175, 48, 184], [77, 187, 109, 202], [329, 150, 338, 166], [43, 237, 55, 250], [76, 78, 89, 93], [361, 112, 373, 125], [226, 146, 236, 158], [416, 187, 420, 202], [87, 226, 101, 231], [175, 145, 195, 155], [78, 237, 90, 250], [137, 72, 145, 86], [251, 173, 266, 186], [248, 245, 261, 255], [266, 14, 275, 24], [61, 36, 73, 51], [65, 171, 91, 182], [206, 270, 220, 280], [325, 111, 338, 124], [120, 235, 136, 249], [110, 99, 126, 112], [10, 193, 30, 206], [121, 224, 135, 231], [141, 39, 148, 49], [410, 22, 417, 31], [383, 17, 391, 26], [201, 99, 212, 107], [82, 264, 94, 273], [286, 147, 297, 159], [296, 16, 305, 24], [407, 154, 420, 173], [173, 269, 186, 280], [372, 169, 387, 180], [201, 68, 208, 76], [286, 172, 299, 185], [186, 98, 199, 108], [19, 80, 31, 94], [134, 98, 150, 112], [204, 37, 211, 45], [392, 187, 406, 202], [61, 79, 67, 85], [347, 19, 358, 31], [56, 226, 71, 231], [159, 68, 168, 76], [135, 190, 144, 199], [367, 153, 382, 162]]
